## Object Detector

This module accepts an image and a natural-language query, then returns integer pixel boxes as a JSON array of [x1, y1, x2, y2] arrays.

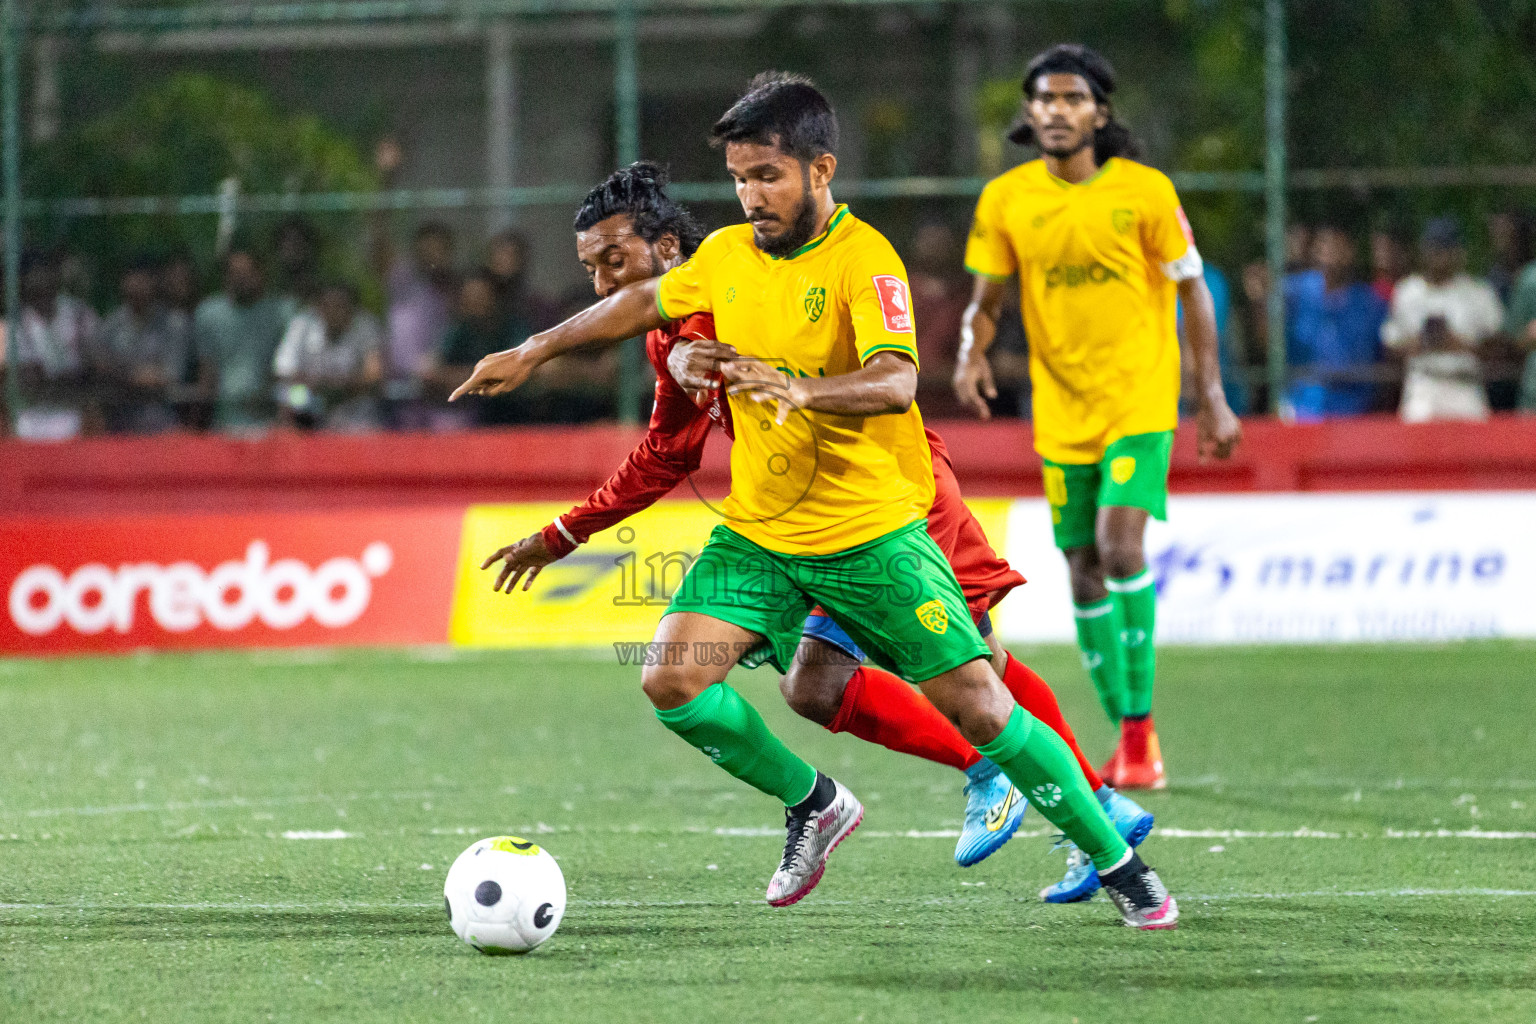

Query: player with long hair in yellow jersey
[[955, 44, 1242, 899], [454, 72, 1179, 929]]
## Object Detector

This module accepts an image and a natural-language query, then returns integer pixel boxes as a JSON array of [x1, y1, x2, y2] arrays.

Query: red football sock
[[1000, 653, 1105, 791], [827, 666, 981, 772]]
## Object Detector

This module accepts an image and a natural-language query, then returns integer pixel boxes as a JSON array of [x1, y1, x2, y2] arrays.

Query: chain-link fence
[[4, 0, 1535, 437]]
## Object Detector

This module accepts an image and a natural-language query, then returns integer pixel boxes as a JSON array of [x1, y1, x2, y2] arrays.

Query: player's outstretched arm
[[720, 351, 917, 424], [482, 532, 560, 593], [450, 277, 668, 401], [483, 374, 714, 593], [954, 276, 1009, 420], [1178, 274, 1242, 462]]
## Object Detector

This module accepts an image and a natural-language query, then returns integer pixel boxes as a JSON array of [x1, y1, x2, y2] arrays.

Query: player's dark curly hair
[[1008, 44, 1144, 165], [710, 71, 838, 162], [572, 162, 706, 259]]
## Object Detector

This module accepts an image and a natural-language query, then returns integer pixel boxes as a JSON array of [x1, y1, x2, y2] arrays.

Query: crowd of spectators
[[3, 204, 1536, 440], [1242, 210, 1536, 423], [0, 211, 597, 440]]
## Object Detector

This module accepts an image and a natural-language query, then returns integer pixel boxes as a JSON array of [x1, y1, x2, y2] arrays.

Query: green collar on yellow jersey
[[1044, 157, 1116, 190], [769, 204, 851, 261]]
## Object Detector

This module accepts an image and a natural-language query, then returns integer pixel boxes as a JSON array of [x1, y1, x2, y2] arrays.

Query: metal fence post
[[614, 0, 643, 427], [1264, 0, 1288, 415], [485, 17, 519, 234], [2, 0, 20, 433]]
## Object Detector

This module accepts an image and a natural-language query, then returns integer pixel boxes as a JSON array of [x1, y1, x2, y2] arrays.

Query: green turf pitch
[[2, 643, 1534, 1022]]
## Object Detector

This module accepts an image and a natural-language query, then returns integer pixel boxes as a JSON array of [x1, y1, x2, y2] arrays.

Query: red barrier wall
[[3, 414, 1536, 518]]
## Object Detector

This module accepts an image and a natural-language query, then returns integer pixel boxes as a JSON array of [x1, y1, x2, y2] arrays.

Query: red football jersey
[[541, 313, 729, 556]]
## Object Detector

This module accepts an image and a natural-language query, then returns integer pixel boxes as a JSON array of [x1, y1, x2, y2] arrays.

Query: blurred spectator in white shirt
[[1381, 217, 1504, 423], [12, 249, 98, 440], [272, 281, 384, 432], [93, 257, 191, 434]]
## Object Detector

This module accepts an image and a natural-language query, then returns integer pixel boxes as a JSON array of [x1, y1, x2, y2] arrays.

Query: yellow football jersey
[[964, 158, 1202, 464], [656, 204, 934, 555]]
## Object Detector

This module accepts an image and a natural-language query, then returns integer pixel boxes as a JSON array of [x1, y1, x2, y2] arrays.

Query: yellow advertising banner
[[450, 501, 724, 649], [449, 498, 1015, 650]]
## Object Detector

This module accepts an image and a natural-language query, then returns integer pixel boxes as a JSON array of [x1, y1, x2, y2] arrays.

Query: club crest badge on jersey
[[871, 275, 913, 332], [915, 599, 949, 635], [804, 286, 827, 322], [1112, 208, 1137, 234]]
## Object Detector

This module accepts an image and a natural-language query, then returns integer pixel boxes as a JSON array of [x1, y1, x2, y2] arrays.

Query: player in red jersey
[[481, 163, 1154, 889]]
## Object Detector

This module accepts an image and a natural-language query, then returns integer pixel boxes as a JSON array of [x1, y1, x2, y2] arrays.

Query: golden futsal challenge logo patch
[[915, 599, 949, 635], [1110, 456, 1137, 485]]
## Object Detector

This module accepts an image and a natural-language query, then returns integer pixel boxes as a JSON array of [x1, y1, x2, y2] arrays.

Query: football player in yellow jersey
[[454, 72, 1179, 928], [955, 45, 1242, 828]]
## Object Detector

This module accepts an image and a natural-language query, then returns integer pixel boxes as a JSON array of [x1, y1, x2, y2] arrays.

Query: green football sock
[[1073, 598, 1127, 724], [976, 705, 1129, 870], [654, 683, 818, 806], [1108, 569, 1157, 718]]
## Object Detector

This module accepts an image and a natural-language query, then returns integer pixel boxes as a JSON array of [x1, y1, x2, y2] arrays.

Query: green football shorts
[[1041, 430, 1173, 550], [664, 520, 991, 683]]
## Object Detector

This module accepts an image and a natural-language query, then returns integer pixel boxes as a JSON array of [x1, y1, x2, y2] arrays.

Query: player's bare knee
[[779, 663, 846, 726], [640, 663, 703, 712], [920, 659, 1013, 746], [945, 691, 1012, 748], [1098, 541, 1146, 580], [1065, 547, 1108, 604]]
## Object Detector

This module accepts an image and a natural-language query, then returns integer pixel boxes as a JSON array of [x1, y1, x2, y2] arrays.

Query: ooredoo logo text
[[7, 540, 394, 636]]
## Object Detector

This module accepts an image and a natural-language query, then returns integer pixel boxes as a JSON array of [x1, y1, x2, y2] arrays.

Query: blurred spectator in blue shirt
[[1283, 224, 1387, 420]]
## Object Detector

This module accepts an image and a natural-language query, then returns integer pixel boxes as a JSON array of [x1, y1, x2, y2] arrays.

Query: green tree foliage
[[1178, 0, 1536, 249], [28, 72, 375, 305]]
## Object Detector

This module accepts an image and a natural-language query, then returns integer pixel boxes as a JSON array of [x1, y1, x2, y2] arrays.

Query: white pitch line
[[11, 778, 1535, 820], [7, 791, 441, 819], [433, 824, 1536, 841], [5, 823, 1535, 842], [1176, 775, 1536, 791], [3, 889, 1535, 915]]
